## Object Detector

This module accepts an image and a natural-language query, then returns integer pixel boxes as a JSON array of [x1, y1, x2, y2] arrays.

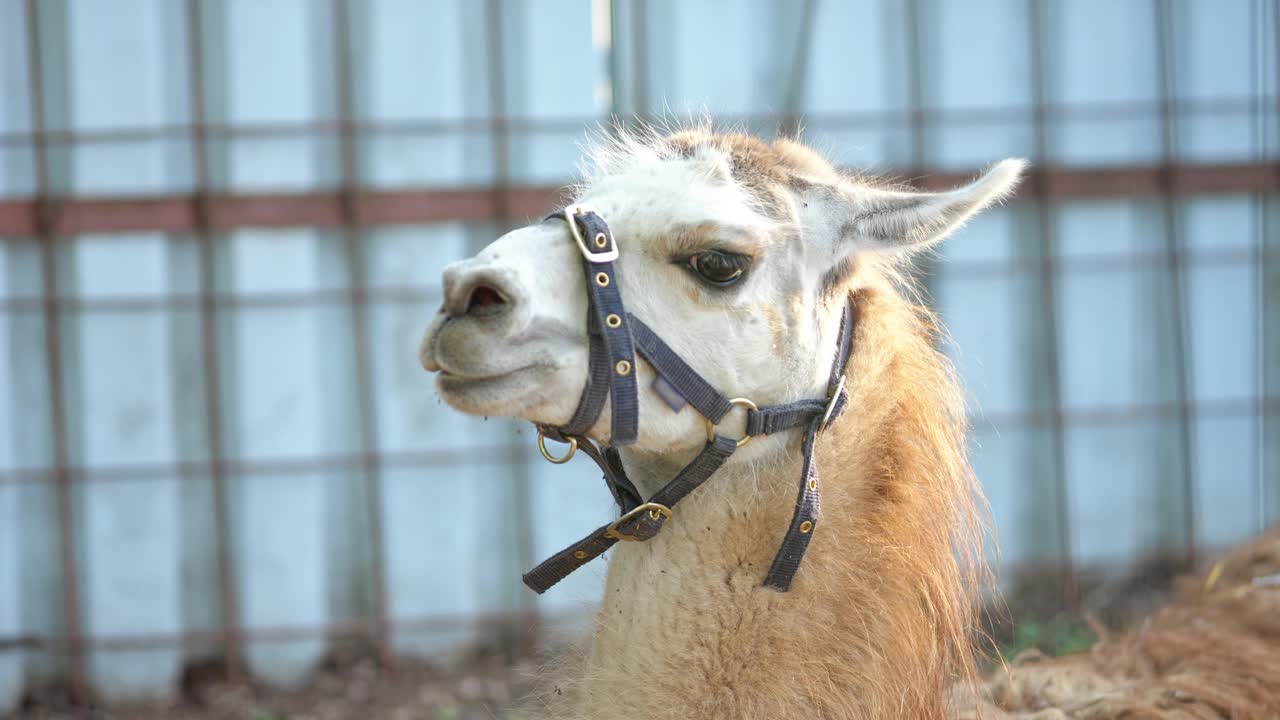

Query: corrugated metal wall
[[0, 0, 1277, 708]]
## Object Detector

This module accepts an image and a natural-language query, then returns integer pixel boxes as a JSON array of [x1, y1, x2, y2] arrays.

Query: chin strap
[[526, 205, 858, 593]]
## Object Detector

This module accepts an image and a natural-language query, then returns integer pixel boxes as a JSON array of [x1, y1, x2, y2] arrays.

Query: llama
[[419, 127, 1023, 719]]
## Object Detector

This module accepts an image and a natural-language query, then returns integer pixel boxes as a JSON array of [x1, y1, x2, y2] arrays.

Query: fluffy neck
[[535, 288, 985, 720]]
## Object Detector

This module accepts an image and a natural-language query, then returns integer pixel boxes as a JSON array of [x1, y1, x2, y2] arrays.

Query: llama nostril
[[464, 284, 509, 316]]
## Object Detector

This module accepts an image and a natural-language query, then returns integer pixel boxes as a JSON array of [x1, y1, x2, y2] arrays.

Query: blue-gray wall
[[0, 0, 1277, 706]]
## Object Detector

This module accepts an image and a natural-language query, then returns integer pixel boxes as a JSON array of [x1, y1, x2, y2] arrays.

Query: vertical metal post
[[778, 0, 818, 138], [903, 0, 940, 306], [331, 0, 395, 672], [1027, 0, 1076, 603], [1261, 0, 1280, 528], [1152, 0, 1199, 566], [23, 0, 89, 704], [183, 0, 244, 684], [631, 0, 651, 124], [904, 0, 927, 173], [482, 0, 541, 656]]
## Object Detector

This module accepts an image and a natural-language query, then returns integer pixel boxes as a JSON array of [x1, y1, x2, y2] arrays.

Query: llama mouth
[[434, 364, 553, 410]]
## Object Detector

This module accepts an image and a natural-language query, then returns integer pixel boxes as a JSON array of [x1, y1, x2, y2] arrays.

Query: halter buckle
[[565, 205, 620, 263], [605, 502, 672, 542]]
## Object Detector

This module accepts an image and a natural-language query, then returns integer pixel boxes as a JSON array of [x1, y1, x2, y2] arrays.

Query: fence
[[0, 0, 1278, 709]]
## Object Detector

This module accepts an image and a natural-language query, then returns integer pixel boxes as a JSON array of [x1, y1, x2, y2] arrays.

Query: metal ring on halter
[[820, 376, 847, 430], [703, 397, 758, 447], [538, 432, 578, 464], [564, 205, 620, 263]]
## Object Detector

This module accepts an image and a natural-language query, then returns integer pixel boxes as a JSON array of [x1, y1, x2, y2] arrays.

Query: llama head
[[419, 128, 1024, 458]]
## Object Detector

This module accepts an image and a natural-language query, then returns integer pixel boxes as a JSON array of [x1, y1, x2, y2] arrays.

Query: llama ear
[[841, 159, 1027, 253]]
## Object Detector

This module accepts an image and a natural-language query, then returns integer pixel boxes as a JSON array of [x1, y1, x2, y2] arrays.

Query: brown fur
[[523, 275, 988, 719], [956, 527, 1280, 719]]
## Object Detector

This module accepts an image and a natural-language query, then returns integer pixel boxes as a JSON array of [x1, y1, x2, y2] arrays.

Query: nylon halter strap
[[527, 205, 858, 594]]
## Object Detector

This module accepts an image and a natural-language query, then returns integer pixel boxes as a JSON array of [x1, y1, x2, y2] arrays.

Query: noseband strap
[[546, 206, 639, 445], [525, 207, 858, 594]]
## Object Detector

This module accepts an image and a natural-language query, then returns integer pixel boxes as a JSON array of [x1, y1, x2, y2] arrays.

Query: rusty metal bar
[[0, 163, 1275, 238], [1153, 0, 1199, 567], [2, 243, 1277, 315], [331, 0, 395, 673], [184, 0, 245, 685], [0, 187, 563, 236], [23, 0, 89, 705], [0, 286, 442, 313], [1027, 0, 1076, 605]]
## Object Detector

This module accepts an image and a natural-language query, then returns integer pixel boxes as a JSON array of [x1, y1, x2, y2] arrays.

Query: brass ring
[[615, 360, 632, 376], [537, 433, 577, 464], [594, 232, 608, 248], [605, 313, 622, 328], [703, 397, 758, 447], [595, 272, 610, 287]]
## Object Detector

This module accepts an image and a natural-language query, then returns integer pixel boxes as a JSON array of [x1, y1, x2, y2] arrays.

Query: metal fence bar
[[482, 0, 542, 657], [2, 243, 1269, 313], [1153, 0, 1200, 566], [1027, 0, 1076, 604], [0, 605, 597, 655], [0, 163, 1275, 238], [778, 0, 817, 138], [1265, 0, 1280, 530], [1265, 0, 1280, 529], [331, 0, 395, 673], [183, 0, 245, 686], [1, 399, 1275, 489], [22, 0, 90, 704], [1, 244, 1277, 315], [1, 96, 1277, 148]]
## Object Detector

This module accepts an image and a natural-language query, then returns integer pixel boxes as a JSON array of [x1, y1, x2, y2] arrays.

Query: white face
[[419, 132, 1024, 458]]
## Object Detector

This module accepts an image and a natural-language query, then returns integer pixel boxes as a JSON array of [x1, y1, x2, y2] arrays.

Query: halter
[[525, 205, 857, 594]]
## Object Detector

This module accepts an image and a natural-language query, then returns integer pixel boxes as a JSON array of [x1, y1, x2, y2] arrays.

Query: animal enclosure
[[0, 0, 1277, 712]]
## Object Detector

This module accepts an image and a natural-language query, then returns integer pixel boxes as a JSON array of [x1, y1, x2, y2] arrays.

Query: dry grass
[[956, 526, 1280, 719]]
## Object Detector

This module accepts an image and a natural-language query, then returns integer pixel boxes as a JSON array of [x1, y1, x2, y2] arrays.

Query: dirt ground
[[10, 557, 1190, 720], [11, 648, 535, 720]]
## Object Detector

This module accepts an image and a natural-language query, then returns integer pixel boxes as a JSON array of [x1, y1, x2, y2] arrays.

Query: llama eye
[[688, 250, 750, 287]]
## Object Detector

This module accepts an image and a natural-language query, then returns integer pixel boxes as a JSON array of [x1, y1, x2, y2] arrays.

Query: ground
[[11, 557, 1190, 720]]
